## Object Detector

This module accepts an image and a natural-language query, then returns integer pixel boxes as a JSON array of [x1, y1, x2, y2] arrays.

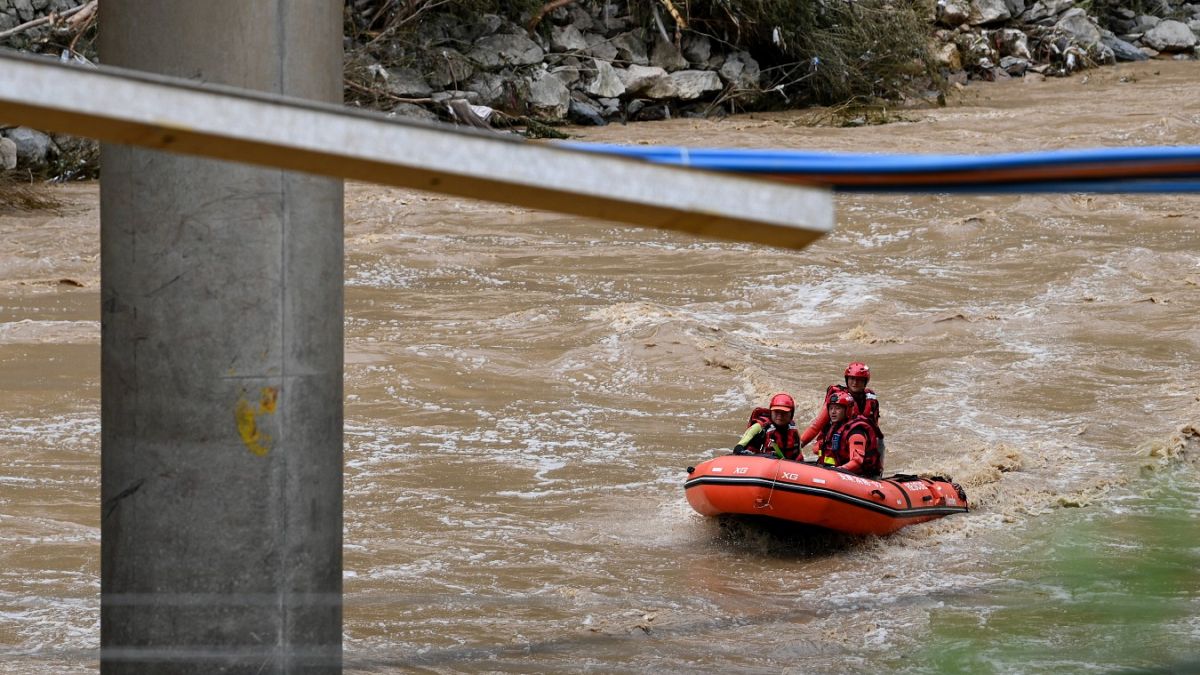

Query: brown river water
[[2, 60, 1199, 673]]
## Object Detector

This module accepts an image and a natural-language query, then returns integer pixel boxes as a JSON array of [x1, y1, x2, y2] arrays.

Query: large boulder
[[969, 0, 1011, 25], [937, 0, 970, 26], [465, 72, 510, 108], [1101, 34, 1149, 61], [664, 70, 722, 100], [612, 30, 649, 66], [386, 69, 433, 98], [0, 137, 16, 171], [995, 28, 1032, 59], [650, 36, 688, 71], [524, 70, 570, 119], [425, 48, 475, 89], [1004, 0, 1027, 16], [586, 59, 626, 98], [616, 64, 669, 95], [718, 51, 761, 91], [469, 34, 544, 69], [1055, 8, 1102, 45], [1142, 20, 1198, 51], [682, 34, 711, 66], [3, 127, 55, 169], [550, 24, 589, 52], [1021, 0, 1074, 21], [933, 41, 963, 70], [584, 32, 618, 61]]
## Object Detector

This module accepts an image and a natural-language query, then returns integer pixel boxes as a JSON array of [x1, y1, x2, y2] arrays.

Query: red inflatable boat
[[685, 455, 968, 535]]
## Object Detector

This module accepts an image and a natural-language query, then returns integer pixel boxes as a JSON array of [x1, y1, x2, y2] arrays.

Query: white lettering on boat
[[903, 481, 925, 491], [811, 478, 826, 484], [711, 467, 723, 472], [734, 467, 748, 474], [837, 473, 883, 488], [781, 472, 799, 480]]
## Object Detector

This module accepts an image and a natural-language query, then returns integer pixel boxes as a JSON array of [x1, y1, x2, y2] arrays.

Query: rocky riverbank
[[3, 0, 1200, 177]]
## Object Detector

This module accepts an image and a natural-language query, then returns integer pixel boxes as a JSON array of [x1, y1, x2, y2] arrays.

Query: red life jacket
[[830, 383, 880, 425], [744, 407, 802, 460], [816, 415, 882, 478]]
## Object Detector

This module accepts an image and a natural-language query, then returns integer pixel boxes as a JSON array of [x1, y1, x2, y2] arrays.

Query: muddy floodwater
[[2, 61, 1199, 673]]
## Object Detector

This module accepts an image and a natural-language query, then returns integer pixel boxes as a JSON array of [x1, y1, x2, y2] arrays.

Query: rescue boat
[[684, 455, 968, 535]]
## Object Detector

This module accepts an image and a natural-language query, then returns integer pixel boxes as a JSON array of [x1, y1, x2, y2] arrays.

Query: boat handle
[[870, 489, 885, 500]]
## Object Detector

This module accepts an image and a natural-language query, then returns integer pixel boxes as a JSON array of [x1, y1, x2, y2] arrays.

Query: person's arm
[[799, 406, 828, 447], [838, 430, 869, 474], [733, 423, 765, 453]]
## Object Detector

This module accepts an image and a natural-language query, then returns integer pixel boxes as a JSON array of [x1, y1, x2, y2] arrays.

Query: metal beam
[[0, 50, 832, 249]]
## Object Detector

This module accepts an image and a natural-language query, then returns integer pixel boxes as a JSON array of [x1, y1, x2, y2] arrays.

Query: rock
[[718, 51, 761, 91], [430, 90, 480, 105], [550, 61, 582, 88], [937, 0, 971, 26], [682, 34, 711, 66], [389, 103, 440, 123], [479, 14, 504, 37], [627, 100, 670, 121], [1091, 42, 1116, 65], [999, 55, 1029, 75], [1133, 15, 1160, 33], [586, 59, 626, 98], [616, 64, 668, 95], [597, 97, 620, 116], [1102, 34, 1149, 61], [567, 5, 594, 31], [650, 36, 688, 71], [1056, 8, 1102, 45], [665, 70, 723, 100], [584, 32, 618, 61], [612, 30, 649, 66], [1142, 20, 1197, 51], [995, 28, 1032, 59], [969, 0, 1010, 25], [568, 99, 606, 126], [1191, 18, 1200, 33], [1139, 45, 1161, 58], [465, 72, 510, 108], [0, 137, 16, 171], [1021, 0, 1073, 22], [3, 127, 55, 169], [11, 0, 33, 22], [524, 70, 570, 119], [386, 68, 432, 98], [643, 75, 679, 99], [469, 34, 544, 69], [425, 48, 475, 89], [0, 13, 17, 33], [1003, 0, 1026, 16], [550, 24, 589, 52], [934, 41, 963, 70]]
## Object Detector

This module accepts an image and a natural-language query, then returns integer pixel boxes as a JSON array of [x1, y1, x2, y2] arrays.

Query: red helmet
[[827, 391, 855, 408], [844, 362, 871, 383], [769, 393, 795, 413]]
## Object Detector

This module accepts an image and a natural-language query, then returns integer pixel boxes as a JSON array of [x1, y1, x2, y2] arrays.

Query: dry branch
[[0, 0, 96, 41]]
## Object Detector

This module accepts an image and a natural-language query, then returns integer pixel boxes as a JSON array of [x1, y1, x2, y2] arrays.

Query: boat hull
[[684, 455, 968, 536]]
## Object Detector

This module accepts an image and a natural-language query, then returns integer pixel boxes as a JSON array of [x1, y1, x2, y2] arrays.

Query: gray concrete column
[[98, 2, 343, 672]]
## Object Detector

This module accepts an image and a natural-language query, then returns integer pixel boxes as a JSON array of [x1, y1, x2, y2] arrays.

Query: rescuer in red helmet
[[731, 392, 802, 460], [815, 390, 883, 478], [799, 361, 883, 452]]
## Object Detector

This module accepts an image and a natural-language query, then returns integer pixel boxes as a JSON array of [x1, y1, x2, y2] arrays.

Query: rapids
[[1, 60, 1198, 672]]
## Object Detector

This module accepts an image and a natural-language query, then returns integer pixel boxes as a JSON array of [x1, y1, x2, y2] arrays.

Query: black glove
[[732, 444, 748, 455]]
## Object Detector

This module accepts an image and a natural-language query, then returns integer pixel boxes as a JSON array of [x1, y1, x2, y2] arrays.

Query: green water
[[902, 470, 1200, 674]]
